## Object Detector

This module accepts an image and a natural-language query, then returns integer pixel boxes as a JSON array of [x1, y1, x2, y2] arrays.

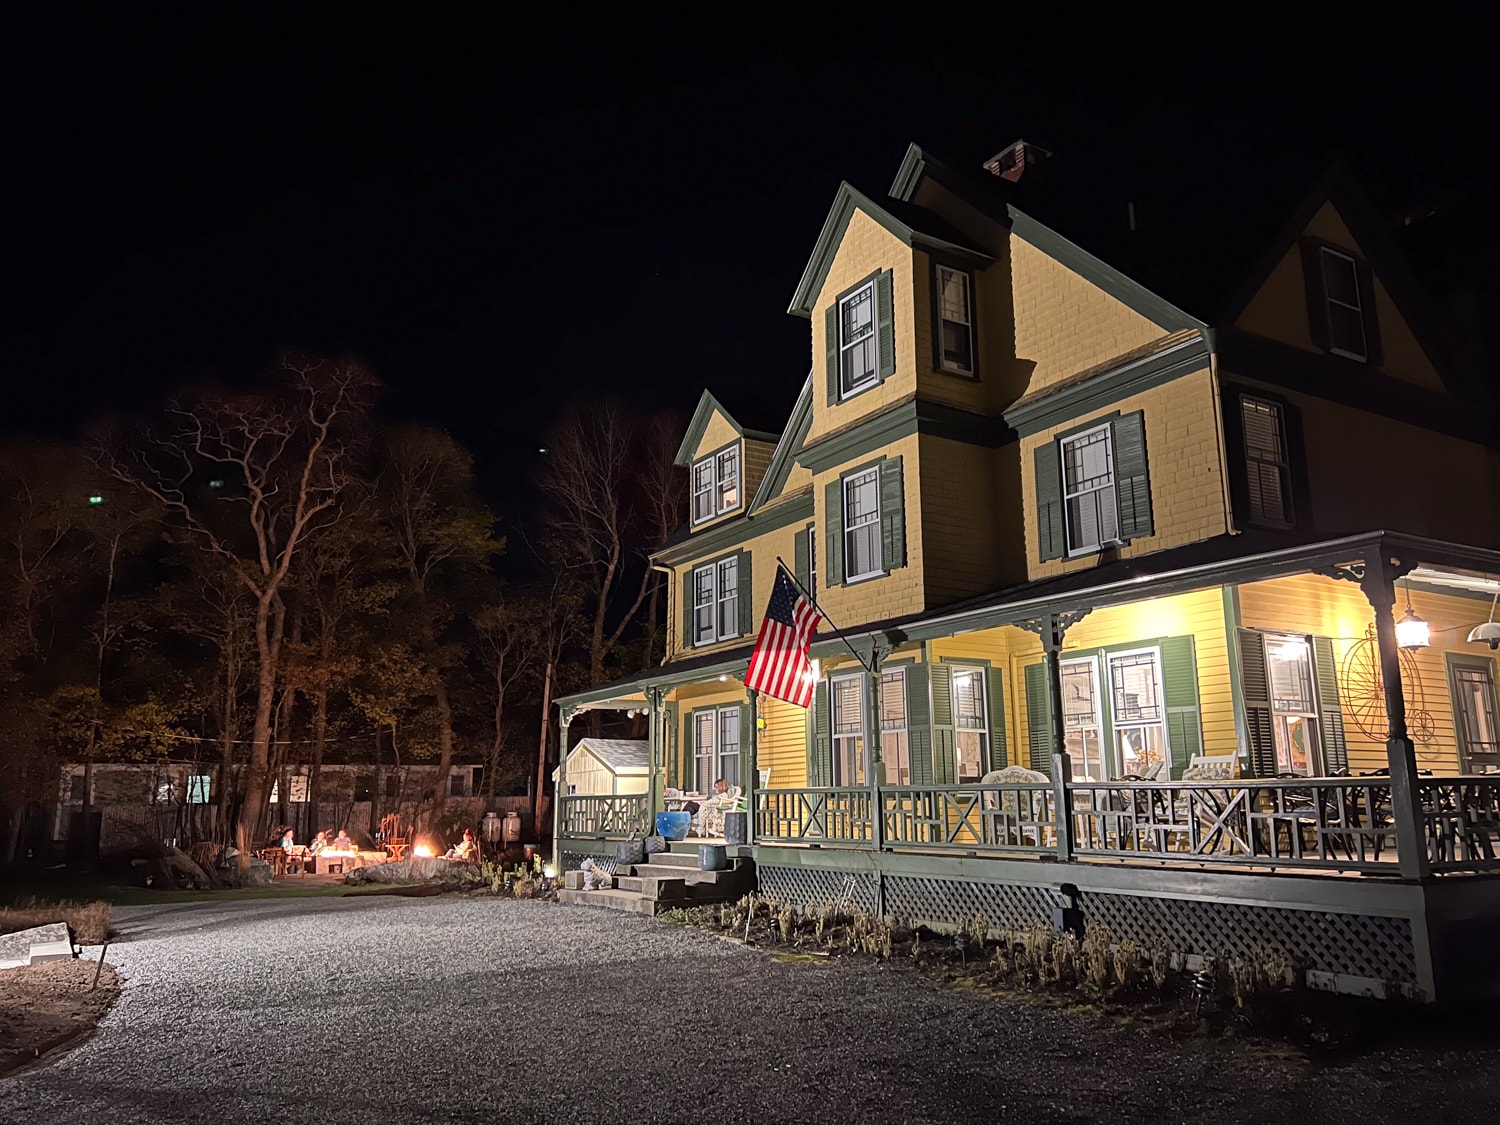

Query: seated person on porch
[[446, 829, 477, 861]]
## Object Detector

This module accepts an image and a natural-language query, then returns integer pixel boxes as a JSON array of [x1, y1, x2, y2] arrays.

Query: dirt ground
[[0, 959, 121, 1076]]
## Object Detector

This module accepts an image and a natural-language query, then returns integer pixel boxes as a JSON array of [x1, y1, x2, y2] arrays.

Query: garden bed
[[0, 958, 121, 1076]]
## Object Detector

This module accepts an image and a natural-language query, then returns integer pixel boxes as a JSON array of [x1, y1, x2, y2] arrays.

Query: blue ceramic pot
[[656, 811, 692, 841]]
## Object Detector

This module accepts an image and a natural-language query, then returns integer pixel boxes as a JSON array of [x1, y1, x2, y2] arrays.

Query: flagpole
[[774, 556, 873, 677]]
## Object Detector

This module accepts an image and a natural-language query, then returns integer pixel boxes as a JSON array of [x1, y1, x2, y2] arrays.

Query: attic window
[[691, 443, 741, 525], [1319, 248, 1367, 361], [935, 265, 974, 374], [838, 281, 879, 398]]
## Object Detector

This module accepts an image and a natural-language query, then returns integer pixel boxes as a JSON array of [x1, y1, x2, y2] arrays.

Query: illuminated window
[[831, 673, 866, 786], [843, 467, 882, 581], [691, 444, 741, 525], [935, 265, 974, 374], [1061, 658, 1107, 780], [694, 705, 741, 794], [838, 281, 879, 397], [1263, 634, 1321, 775], [1108, 649, 1168, 779], [1060, 425, 1118, 555], [880, 668, 910, 785], [951, 666, 988, 783]]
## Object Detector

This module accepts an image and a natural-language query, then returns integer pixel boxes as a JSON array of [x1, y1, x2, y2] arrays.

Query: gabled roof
[[747, 371, 813, 515], [673, 390, 780, 467], [787, 181, 992, 318], [571, 738, 650, 773]]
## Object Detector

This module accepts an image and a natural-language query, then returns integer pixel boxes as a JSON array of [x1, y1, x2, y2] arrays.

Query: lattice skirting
[[756, 866, 1417, 986], [756, 865, 879, 915], [560, 843, 619, 874]]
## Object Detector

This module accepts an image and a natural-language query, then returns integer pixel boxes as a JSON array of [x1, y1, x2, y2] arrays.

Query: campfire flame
[[413, 844, 435, 858]]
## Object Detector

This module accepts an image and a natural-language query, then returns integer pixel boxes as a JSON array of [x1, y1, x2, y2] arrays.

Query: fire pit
[[312, 849, 382, 875]]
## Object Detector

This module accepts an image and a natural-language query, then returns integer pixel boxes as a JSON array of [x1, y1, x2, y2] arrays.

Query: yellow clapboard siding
[[1238, 573, 1470, 773], [758, 695, 809, 789]]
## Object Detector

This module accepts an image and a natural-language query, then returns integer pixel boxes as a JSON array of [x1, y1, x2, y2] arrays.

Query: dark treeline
[[0, 358, 684, 861]]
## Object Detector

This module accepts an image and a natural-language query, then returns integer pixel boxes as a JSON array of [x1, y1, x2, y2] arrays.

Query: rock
[[343, 857, 467, 885]]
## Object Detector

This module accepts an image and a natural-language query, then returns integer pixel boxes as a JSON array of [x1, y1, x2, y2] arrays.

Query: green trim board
[[796, 396, 1016, 475], [674, 390, 779, 468], [1005, 333, 1210, 436], [1222, 586, 1252, 770], [787, 181, 992, 318], [1217, 328, 1482, 441], [747, 372, 813, 515], [653, 491, 814, 567]]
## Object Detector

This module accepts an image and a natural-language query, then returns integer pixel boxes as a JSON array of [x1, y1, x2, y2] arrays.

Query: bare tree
[[103, 359, 375, 858], [378, 426, 498, 814]]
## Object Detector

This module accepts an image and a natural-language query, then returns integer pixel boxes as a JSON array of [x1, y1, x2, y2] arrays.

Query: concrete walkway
[[3, 896, 1499, 1123]]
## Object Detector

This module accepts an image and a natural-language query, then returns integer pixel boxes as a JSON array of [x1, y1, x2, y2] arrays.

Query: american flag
[[745, 565, 823, 708]]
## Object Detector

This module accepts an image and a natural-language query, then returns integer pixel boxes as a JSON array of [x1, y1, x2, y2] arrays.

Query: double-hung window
[[1061, 424, 1118, 555], [1107, 649, 1168, 779], [694, 705, 742, 793], [843, 467, 882, 581], [1061, 657, 1107, 781], [935, 265, 974, 374], [951, 666, 989, 783], [691, 444, 741, 525], [1319, 247, 1368, 361], [1242, 397, 1292, 526], [691, 555, 740, 646], [831, 673, 866, 786], [1263, 634, 1321, 775], [838, 281, 878, 398], [879, 668, 911, 785]]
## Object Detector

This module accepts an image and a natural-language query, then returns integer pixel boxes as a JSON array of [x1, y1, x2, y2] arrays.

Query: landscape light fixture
[[1395, 586, 1429, 650], [1469, 593, 1500, 650], [87, 494, 103, 505], [208, 479, 224, 489]]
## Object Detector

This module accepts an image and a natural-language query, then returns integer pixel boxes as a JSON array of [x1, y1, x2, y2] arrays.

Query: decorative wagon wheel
[[1339, 623, 1435, 743]]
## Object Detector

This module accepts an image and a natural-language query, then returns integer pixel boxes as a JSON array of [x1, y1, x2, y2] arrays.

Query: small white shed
[[553, 739, 650, 796]]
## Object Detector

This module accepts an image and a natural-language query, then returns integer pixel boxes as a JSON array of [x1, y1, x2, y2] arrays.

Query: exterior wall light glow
[[1396, 608, 1430, 650]]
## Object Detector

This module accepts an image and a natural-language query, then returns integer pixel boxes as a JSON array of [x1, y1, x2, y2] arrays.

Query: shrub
[[0, 898, 113, 945], [1082, 922, 1113, 990], [1112, 938, 1145, 991]]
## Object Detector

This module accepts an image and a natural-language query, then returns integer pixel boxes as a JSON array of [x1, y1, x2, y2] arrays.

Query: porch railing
[[1068, 778, 1398, 871], [559, 794, 651, 839], [756, 788, 872, 845], [880, 784, 1056, 855], [751, 776, 1500, 876]]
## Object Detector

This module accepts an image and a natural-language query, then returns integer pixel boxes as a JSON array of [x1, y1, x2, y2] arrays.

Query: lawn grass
[[1, 874, 385, 908]]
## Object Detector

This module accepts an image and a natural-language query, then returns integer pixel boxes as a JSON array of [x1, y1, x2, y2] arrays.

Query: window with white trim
[[692, 556, 740, 647], [690, 443, 742, 525], [1242, 397, 1292, 526], [838, 281, 878, 398], [951, 665, 988, 782], [1264, 634, 1321, 775], [1319, 247, 1368, 361], [879, 667, 910, 785], [1107, 649, 1168, 779], [831, 673, 866, 786], [693, 705, 742, 794], [1061, 657, 1107, 781], [807, 524, 817, 595], [843, 467, 882, 581], [936, 265, 974, 374], [1061, 424, 1118, 555]]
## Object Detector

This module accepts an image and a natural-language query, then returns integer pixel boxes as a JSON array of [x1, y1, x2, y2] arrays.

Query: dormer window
[[935, 264, 974, 374], [691, 443, 741, 525]]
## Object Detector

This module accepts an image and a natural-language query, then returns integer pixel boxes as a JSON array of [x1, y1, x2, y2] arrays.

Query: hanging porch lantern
[[1396, 606, 1430, 650]]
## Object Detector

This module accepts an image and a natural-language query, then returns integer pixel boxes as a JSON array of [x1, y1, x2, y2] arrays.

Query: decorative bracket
[[1017, 608, 1092, 650], [1317, 562, 1366, 584]]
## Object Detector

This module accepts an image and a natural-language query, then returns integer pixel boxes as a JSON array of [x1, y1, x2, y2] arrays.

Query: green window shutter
[[1312, 636, 1348, 774], [929, 662, 956, 784], [879, 455, 906, 572], [986, 665, 1008, 772], [1024, 661, 1053, 779], [740, 703, 754, 783], [1111, 411, 1153, 541], [1034, 442, 1065, 562], [665, 701, 681, 790], [737, 550, 754, 637], [825, 304, 840, 405], [1298, 238, 1332, 352], [794, 525, 811, 592], [876, 269, 896, 380], [1236, 629, 1277, 778], [810, 680, 832, 785], [824, 479, 845, 586], [681, 570, 693, 648], [905, 663, 932, 786], [1159, 636, 1202, 781]]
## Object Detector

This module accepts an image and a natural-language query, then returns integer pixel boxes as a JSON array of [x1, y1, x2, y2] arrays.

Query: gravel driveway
[[2, 895, 1499, 1124]]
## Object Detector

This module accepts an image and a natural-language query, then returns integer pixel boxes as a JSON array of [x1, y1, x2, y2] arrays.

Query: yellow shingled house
[[555, 139, 1500, 1002]]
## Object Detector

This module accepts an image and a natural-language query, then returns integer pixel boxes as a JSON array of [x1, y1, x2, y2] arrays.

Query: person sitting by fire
[[279, 828, 296, 854], [331, 829, 354, 853], [446, 828, 477, 862], [308, 830, 329, 856]]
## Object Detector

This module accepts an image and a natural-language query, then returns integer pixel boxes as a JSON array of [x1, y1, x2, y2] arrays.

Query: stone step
[[613, 875, 686, 900], [557, 888, 659, 915], [629, 862, 738, 885], [645, 850, 703, 868]]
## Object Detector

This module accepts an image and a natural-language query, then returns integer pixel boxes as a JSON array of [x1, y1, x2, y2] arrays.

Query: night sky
[[3, 17, 1493, 509]]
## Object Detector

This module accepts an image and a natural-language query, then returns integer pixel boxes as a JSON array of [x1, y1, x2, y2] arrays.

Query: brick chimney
[[983, 139, 1054, 183]]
